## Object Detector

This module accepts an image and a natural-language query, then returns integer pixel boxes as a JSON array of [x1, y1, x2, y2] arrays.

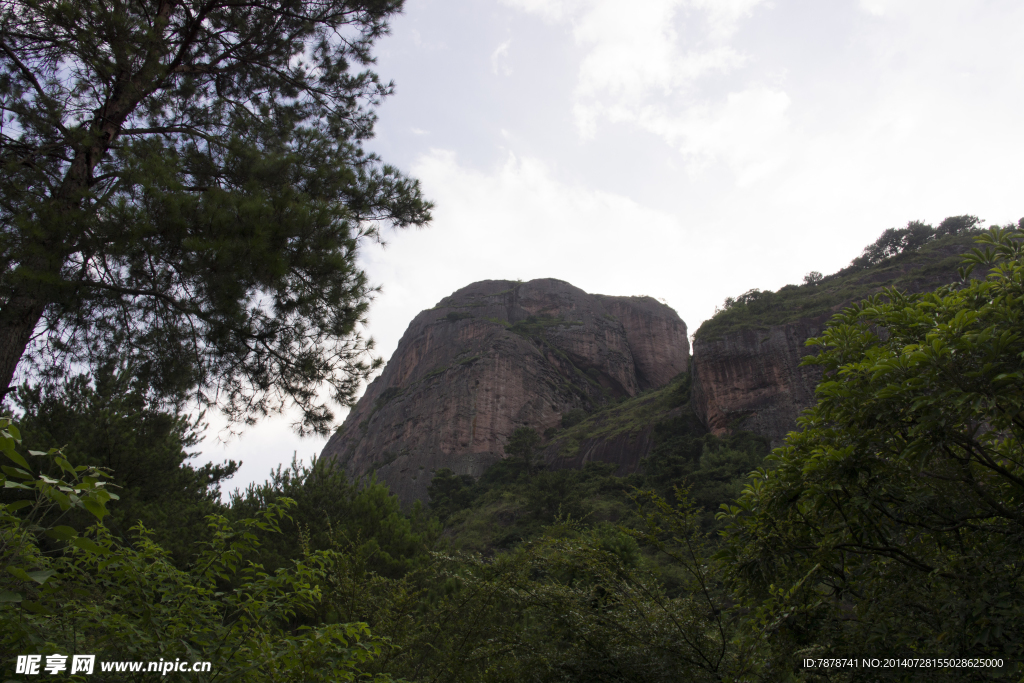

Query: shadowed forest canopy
[[0, 0, 431, 435], [2, 227, 1022, 681]]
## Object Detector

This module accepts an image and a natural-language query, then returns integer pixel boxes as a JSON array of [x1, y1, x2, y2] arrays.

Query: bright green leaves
[[1, 486, 390, 682], [719, 227, 1024, 678], [1, 414, 119, 627]]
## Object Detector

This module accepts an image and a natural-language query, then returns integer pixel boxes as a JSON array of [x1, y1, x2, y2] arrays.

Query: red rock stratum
[[320, 279, 689, 505]]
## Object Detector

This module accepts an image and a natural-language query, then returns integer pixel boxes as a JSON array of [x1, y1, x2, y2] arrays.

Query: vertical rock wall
[[691, 319, 825, 447], [320, 279, 689, 506]]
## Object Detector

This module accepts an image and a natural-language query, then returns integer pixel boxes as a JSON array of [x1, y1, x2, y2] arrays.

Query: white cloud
[[858, 0, 909, 16], [358, 148, 697, 362], [687, 0, 766, 39], [491, 39, 512, 75], [501, 0, 580, 22], [632, 86, 792, 184], [504, 0, 781, 182]]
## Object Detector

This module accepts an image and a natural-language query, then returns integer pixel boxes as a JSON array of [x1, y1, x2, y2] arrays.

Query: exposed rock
[[596, 296, 689, 390], [690, 237, 983, 447], [691, 319, 826, 447], [320, 279, 689, 506]]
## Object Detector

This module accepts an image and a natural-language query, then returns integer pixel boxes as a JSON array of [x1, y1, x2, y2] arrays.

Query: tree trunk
[[0, 289, 48, 400], [0, 75, 144, 400]]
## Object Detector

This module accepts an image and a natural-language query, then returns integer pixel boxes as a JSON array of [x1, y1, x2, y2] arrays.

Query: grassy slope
[[546, 372, 693, 460]]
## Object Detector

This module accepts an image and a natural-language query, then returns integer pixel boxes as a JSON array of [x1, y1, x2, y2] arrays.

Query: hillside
[[691, 222, 985, 445], [694, 231, 981, 342], [428, 371, 770, 553]]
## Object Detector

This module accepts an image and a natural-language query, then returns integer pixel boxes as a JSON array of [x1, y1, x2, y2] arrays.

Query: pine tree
[[0, 0, 431, 434]]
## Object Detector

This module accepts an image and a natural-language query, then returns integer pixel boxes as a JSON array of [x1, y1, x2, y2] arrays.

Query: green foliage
[[643, 424, 769, 530], [426, 468, 477, 523], [429, 374, 770, 553], [0, 416, 117, 608], [429, 457, 631, 550], [551, 373, 692, 458], [350, 519, 732, 683], [803, 270, 824, 285], [229, 455, 438, 578], [2, 497, 391, 681], [851, 215, 981, 268], [560, 408, 588, 428], [719, 226, 1024, 680], [504, 426, 541, 473], [6, 368, 236, 565], [0, 0, 431, 434], [697, 218, 991, 341]]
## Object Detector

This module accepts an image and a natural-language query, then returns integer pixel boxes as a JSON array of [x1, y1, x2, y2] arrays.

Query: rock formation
[[320, 279, 689, 506], [691, 319, 827, 447], [691, 236, 982, 447]]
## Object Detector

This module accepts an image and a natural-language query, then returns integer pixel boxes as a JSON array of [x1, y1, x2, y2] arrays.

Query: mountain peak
[[320, 278, 689, 505]]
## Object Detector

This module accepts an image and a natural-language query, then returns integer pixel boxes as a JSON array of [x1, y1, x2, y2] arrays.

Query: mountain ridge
[[321, 221, 991, 506]]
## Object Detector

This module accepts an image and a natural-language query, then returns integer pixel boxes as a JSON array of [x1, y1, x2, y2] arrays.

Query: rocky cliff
[[691, 320, 825, 447], [691, 234, 982, 446], [320, 279, 689, 505]]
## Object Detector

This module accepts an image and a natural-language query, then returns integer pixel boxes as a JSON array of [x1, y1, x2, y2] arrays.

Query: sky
[[199, 0, 1024, 494]]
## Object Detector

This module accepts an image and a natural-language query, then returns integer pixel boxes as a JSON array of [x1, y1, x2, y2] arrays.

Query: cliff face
[[691, 319, 826, 447], [691, 236, 981, 447], [320, 279, 689, 505]]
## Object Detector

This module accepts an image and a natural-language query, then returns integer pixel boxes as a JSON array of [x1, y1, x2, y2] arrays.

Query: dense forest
[[1, 0, 1021, 679], [2, 223, 1022, 681]]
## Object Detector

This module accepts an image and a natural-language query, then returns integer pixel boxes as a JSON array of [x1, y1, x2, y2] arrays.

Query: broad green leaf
[[20, 600, 52, 615], [7, 566, 34, 582], [2, 449, 31, 471], [72, 536, 111, 555], [25, 569, 56, 585], [45, 525, 78, 541], [82, 497, 108, 521]]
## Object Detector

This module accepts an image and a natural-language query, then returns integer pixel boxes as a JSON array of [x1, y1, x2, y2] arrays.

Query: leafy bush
[[1, 422, 391, 682], [560, 408, 588, 428], [719, 226, 1024, 680], [5, 368, 236, 566], [229, 456, 438, 578]]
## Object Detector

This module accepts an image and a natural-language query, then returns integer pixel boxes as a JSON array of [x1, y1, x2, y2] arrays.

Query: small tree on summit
[[802, 271, 824, 285]]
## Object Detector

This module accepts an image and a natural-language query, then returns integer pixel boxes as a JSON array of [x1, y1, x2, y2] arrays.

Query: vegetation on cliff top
[[695, 215, 994, 341]]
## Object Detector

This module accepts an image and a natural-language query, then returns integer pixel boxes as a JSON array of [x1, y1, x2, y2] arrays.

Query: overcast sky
[[201, 0, 1024, 494]]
